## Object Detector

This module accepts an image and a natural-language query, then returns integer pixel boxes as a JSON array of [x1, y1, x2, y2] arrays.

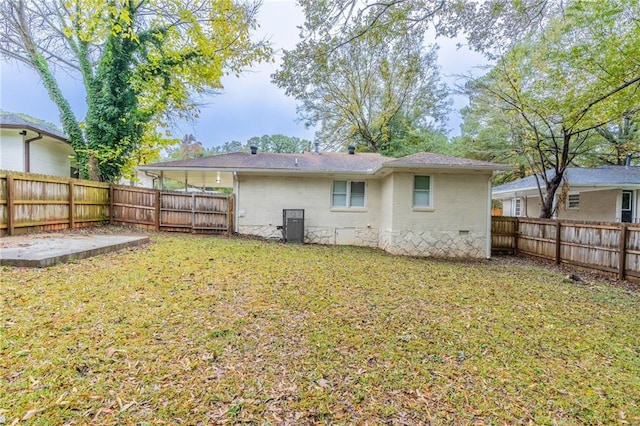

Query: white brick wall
[[236, 170, 492, 258]]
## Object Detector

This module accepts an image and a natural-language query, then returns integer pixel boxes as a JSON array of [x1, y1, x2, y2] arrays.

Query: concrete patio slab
[[0, 235, 150, 267]]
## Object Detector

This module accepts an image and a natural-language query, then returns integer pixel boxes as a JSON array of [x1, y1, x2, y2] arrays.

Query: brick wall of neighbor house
[[0, 130, 25, 171], [379, 171, 492, 258], [236, 175, 383, 246], [558, 189, 617, 222], [29, 138, 74, 177]]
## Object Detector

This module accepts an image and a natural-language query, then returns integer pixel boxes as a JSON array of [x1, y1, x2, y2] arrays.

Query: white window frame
[[567, 193, 580, 209], [412, 175, 434, 210], [331, 180, 367, 209], [513, 198, 522, 216]]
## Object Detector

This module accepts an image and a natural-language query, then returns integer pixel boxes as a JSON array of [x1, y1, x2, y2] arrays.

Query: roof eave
[[136, 165, 378, 175], [0, 123, 69, 145], [380, 163, 512, 172]]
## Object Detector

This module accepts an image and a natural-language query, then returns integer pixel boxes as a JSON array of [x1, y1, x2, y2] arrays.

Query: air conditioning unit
[[282, 209, 304, 243]]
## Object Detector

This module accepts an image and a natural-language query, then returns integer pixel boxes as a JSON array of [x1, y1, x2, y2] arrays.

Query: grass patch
[[1, 233, 639, 424]]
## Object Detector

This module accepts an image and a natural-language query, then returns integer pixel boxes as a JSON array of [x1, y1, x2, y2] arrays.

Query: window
[[332, 180, 366, 208], [413, 176, 432, 207], [568, 194, 580, 209], [513, 198, 522, 216]]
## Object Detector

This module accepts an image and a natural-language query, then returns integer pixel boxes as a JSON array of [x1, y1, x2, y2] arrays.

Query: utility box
[[282, 209, 304, 243]]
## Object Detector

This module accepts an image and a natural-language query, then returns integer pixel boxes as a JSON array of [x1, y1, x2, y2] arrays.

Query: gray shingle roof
[[142, 151, 510, 174], [493, 166, 640, 194], [0, 113, 66, 140], [151, 152, 389, 172], [385, 152, 508, 168]]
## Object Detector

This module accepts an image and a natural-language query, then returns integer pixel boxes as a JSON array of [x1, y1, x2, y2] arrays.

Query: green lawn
[[1, 233, 639, 424]]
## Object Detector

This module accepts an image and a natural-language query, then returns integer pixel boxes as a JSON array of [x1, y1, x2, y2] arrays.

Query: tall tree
[[274, 28, 448, 154], [461, 0, 640, 218], [0, 0, 271, 182]]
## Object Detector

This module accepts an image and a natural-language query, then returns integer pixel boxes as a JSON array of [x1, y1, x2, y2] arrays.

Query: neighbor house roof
[[140, 151, 510, 175], [0, 113, 67, 142], [493, 166, 640, 196]]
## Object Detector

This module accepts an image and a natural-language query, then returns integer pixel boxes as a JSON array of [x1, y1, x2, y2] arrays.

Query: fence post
[[155, 189, 161, 231], [555, 221, 562, 265], [227, 194, 235, 235], [7, 174, 14, 236], [514, 217, 519, 255], [109, 185, 114, 225], [69, 180, 75, 229], [618, 223, 628, 280]]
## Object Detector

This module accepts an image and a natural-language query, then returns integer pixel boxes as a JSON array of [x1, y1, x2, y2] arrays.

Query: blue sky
[[0, 0, 486, 149]]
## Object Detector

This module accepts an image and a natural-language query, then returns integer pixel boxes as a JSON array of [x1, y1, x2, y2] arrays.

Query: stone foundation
[[238, 225, 282, 240], [380, 229, 486, 258], [238, 226, 486, 258]]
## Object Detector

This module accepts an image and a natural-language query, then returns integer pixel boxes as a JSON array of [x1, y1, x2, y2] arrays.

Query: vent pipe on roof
[[250, 145, 258, 155], [625, 153, 633, 168], [347, 144, 356, 155], [314, 142, 320, 154]]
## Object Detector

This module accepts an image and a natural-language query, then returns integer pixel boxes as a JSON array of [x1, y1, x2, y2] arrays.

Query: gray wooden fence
[[0, 172, 110, 236], [0, 173, 233, 236], [492, 216, 640, 281]]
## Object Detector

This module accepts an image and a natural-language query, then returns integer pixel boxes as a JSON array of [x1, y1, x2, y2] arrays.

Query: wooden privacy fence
[[110, 186, 233, 233], [0, 172, 110, 236], [0, 173, 233, 236], [492, 216, 640, 281]]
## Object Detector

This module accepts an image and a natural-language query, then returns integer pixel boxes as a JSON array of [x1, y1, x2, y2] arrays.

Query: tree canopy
[[164, 133, 313, 160], [1, 0, 271, 182], [459, 0, 640, 217], [273, 25, 449, 155]]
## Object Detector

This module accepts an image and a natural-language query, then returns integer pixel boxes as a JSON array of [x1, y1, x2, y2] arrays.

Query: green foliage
[[245, 134, 311, 153], [1, 0, 271, 182], [1, 233, 639, 423], [460, 0, 640, 217], [273, 24, 449, 153]]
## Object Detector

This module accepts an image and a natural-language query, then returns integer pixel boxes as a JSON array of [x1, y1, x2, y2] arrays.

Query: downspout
[[486, 174, 494, 259], [233, 171, 239, 233], [24, 132, 43, 173]]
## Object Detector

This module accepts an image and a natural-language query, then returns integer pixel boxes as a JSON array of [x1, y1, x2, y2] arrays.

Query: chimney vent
[[625, 153, 633, 168], [250, 145, 258, 155], [314, 142, 320, 154], [347, 144, 356, 155]]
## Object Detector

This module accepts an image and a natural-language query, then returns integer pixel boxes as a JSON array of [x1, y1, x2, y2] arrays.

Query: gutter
[[24, 132, 43, 172], [2, 123, 67, 144], [137, 163, 511, 176]]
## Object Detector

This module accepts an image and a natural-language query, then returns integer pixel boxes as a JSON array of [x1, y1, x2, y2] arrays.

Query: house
[[492, 165, 640, 223], [137, 147, 510, 258], [0, 113, 75, 177]]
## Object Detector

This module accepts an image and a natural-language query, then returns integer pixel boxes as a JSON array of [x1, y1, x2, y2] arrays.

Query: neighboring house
[[138, 147, 509, 258], [0, 113, 75, 177], [492, 165, 640, 223]]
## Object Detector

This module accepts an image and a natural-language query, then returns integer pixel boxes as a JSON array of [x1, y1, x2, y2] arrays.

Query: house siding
[[29, 139, 74, 177], [0, 130, 73, 177], [0, 130, 25, 171], [558, 189, 617, 222], [237, 171, 492, 258]]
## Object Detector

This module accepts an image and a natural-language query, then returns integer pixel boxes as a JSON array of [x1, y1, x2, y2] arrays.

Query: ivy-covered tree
[[0, 0, 271, 182]]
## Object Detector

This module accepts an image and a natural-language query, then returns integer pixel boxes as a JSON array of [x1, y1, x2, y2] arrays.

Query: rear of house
[[138, 150, 508, 258]]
